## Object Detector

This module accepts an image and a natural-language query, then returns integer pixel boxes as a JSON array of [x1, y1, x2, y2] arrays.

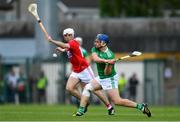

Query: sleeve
[[82, 49, 88, 57], [69, 40, 78, 50], [91, 47, 97, 53]]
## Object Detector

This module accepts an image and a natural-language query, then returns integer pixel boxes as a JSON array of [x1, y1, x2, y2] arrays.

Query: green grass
[[0, 104, 180, 121]]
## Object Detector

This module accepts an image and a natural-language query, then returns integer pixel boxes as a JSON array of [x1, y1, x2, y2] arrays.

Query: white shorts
[[70, 66, 95, 84], [96, 74, 119, 90]]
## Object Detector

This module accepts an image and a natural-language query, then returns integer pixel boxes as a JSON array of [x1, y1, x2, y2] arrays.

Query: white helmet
[[75, 37, 83, 45], [63, 28, 74, 37]]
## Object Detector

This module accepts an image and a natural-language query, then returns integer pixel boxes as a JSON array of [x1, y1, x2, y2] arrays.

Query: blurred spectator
[[118, 73, 128, 98], [5, 67, 19, 103], [17, 70, 27, 103], [36, 71, 48, 104], [128, 73, 139, 101]]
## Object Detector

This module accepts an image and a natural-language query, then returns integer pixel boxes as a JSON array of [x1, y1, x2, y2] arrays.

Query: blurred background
[[0, 0, 180, 106]]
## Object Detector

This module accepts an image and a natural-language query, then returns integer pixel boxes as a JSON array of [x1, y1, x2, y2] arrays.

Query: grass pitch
[[0, 104, 180, 121]]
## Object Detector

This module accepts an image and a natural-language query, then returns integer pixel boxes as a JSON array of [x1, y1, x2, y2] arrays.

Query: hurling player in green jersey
[[74, 34, 151, 117]]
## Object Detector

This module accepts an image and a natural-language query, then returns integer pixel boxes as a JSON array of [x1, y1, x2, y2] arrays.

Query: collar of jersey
[[103, 47, 108, 52]]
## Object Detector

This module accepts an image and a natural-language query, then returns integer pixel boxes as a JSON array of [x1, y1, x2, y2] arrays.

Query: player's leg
[[66, 76, 81, 100], [107, 88, 137, 107], [79, 82, 90, 112], [107, 88, 151, 117], [74, 80, 102, 116], [93, 89, 115, 115], [74, 79, 115, 116], [91, 80, 114, 115], [74, 66, 114, 116]]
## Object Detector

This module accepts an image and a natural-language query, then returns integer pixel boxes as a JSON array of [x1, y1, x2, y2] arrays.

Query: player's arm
[[91, 52, 108, 63], [104, 64, 113, 75], [48, 36, 70, 49], [55, 47, 66, 52], [104, 56, 116, 75]]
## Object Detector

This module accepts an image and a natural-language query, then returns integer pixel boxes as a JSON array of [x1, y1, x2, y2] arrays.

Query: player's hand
[[107, 59, 116, 64], [47, 36, 52, 42]]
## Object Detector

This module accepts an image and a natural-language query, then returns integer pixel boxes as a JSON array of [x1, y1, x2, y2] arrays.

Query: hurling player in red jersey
[[47, 28, 114, 115]]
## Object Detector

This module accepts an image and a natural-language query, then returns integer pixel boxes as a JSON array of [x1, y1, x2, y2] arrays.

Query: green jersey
[[80, 47, 88, 58], [91, 47, 116, 79]]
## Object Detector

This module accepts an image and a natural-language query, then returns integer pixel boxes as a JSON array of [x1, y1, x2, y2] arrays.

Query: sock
[[136, 103, 144, 111], [78, 106, 85, 114], [106, 104, 112, 110]]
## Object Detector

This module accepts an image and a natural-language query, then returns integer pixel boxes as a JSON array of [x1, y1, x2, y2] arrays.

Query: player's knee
[[82, 83, 93, 97], [85, 83, 94, 91]]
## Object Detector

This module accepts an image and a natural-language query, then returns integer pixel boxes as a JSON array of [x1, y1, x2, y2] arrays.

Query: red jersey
[[67, 39, 89, 73]]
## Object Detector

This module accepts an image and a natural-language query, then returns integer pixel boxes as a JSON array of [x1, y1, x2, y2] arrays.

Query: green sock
[[78, 106, 85, 114], [136, 103, 144, 111]]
